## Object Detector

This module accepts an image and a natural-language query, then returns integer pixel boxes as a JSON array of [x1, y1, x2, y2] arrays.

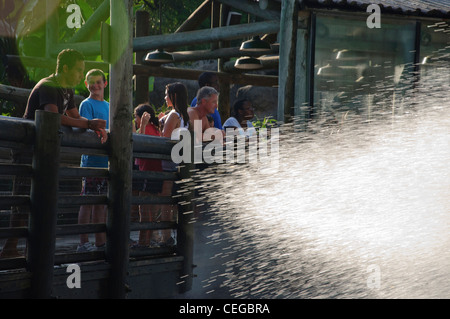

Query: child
[[77, 69, 109, 252], [134, 104, 163, 247]]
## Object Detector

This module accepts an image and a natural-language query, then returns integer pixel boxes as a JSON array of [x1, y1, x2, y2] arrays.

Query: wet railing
[[0, 111, 194, 298]]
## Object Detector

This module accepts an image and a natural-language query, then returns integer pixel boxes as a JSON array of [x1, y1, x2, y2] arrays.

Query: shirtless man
[[187, 86, 219, 140]]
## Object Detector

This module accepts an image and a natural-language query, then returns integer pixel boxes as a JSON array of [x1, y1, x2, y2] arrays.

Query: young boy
[[77, 69, 109, 252]]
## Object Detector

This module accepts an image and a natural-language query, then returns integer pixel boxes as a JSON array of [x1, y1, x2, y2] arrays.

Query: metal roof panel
[[299, 0, 450, 17]]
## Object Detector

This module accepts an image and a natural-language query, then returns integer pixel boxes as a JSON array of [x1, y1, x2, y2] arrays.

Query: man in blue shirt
[[191, 72, 223, 130]]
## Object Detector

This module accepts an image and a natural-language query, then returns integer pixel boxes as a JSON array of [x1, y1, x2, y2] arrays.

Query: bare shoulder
[[187, 107, 199, 119]]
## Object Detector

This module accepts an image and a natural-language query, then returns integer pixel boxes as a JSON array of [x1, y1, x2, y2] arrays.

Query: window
[[312, 14, 416, 124]]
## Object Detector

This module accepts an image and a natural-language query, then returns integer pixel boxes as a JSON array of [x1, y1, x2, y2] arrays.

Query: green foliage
[[134, 0, 205, 33], [1, 0, 209, 115], [252, 116, 278, 129]]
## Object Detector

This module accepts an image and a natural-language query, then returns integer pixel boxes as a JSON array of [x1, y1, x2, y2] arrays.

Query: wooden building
[[0, 0, 449, 299]]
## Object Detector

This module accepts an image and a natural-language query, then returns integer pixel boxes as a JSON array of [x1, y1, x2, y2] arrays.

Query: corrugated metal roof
[[300, 0, 450, 18]]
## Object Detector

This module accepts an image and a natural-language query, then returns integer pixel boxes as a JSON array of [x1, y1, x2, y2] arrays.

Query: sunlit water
[[187, 76, 450, 299]]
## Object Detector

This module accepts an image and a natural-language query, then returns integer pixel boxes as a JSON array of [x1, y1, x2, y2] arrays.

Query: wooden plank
[[132, 170, 178, 181], [59, 166, 109, 179], [50, 41, 101, 57], [129, 221, 177, 231], [132, 152, 172, 161], [59, 126, 109, 150], [0, 196, 30, 210], [0, 257, 27, 271], [55, 223, 106, 236], [53, 251, 105, 265], [0, 226, 28, 239], [129, 246, 176, 258], [58, 195, 108, 207], [0, 115, 35, 145], [0, 164, 33, 177], [132, 133, 174, 154], [131, 195, 176, 205]]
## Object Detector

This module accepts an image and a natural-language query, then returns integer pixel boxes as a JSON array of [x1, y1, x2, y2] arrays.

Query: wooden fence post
[[107, 0, 133, 298], [27, 110, 61, 298]]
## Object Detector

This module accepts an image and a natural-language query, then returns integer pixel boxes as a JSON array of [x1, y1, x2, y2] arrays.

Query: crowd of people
[[0, 48, 257, 257]]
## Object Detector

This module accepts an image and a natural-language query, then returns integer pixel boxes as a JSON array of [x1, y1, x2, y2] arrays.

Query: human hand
[[88, 118, 107, 131], [141, 112, 150, 128], [95, 128, 108, 144]]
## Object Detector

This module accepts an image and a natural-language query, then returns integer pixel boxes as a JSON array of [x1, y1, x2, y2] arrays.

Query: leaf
[[76, 0, 94, 21]]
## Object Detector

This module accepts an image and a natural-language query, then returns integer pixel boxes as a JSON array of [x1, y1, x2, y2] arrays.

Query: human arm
[[162, 111, 179, 138], [139, 111, 151, 135], [44, 104, 108, 143]]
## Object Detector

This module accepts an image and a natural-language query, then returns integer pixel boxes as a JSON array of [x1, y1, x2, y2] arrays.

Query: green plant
[[252, 116, 278, 129]]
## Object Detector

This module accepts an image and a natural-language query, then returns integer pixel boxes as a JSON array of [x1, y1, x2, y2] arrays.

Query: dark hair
[[134, 103, 159, 128], [85, 69, 106, 82], [198, 72, 217, 88], [232, 98, 250, 119], [166, 82, 189, 126], [56, 49, 85, 73]]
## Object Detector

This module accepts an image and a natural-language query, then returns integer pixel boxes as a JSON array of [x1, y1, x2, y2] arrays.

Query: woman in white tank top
[[159, 82, 190, 246], [162, 82, 190, 141]]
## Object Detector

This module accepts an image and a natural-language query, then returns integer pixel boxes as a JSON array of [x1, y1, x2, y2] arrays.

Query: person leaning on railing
[[23, 49, 107, 143], [0, 49, 108, 259]]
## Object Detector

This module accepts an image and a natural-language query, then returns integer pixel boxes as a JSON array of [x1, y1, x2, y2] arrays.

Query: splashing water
[[186, 72, 450, 299]]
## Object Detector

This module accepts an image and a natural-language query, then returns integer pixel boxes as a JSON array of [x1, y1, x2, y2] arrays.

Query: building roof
[[299, 0, 450, 18]]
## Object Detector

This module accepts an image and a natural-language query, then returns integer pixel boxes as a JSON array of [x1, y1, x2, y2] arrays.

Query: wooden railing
[[0, 111, 194, 298]]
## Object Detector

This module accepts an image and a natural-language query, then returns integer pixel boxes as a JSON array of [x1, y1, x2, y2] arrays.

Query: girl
[[134, 104, 162, 247]]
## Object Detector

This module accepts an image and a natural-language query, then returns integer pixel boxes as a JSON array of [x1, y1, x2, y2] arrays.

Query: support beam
[[277, 0, 298, 122], [69, 0, 110, 43], [9, 45, 277, 70], [51, 41, 101, 57], [175, 0, 211, 33], [6, 54, 278, 85], [107, 0, 133, 299], [133, 20, 280, 52]]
